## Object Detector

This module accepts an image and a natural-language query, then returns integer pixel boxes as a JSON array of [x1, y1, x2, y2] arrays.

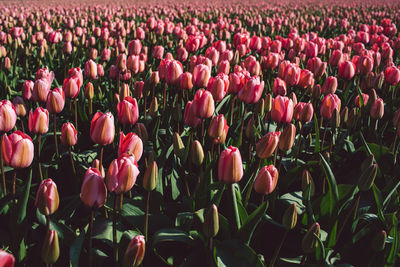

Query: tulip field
[[2, 0, 400, 266]]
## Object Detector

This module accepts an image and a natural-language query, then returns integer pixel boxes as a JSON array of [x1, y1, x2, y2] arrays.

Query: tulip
[[23, 80, 34, 100], [272, 77, 287, 96], [46, 88, 65, 114], [35, 179, 59, 216], [298, 69, 314, 89], [279, 123, 296, 151], [322, 76, 337, 95], [118, 132, 143, 161], [0, 250, 15, 267], [62, 76, 81, 99], [238, 76, 264, 104], [338, 60, 355, 80], [256, 131, 280, 159], [85, 59, 98, 80], [128, 39, 142, 56], [384, 66, 400, 85], [282, 203, 298, 230], [354, 93, 369, 108], [123, 235, 145, 267], [271, 96, 294, 123], [80, 167, 107, 208], [254, 165, 279, 195], [218, 146, 243, 184], [61, 122, 77, 146], [320, 94, 341, 120], [41, 230, 59, 264], [370, 98, 384, 119], [299, 103, 314, 124], [92, 159, 105, 177], [143, 161, 158, 192], [302, 222, 320, 253], [12, 97, 26, 117], [165, 60, 183, 85], [2, 131, 34, 169], [193, 64, 211, 88], [106, 154, 139, 194], [191, 140, 204, 166], [28, 107, 49, 135], [117, 96, 139, 125], [0, 100, 17, 132], [208, 114, 228, 140], [284, 63, 301, 86], [179, 72, 193, 90], [203, 204, 219, 238], [207, 73, 229, 102], [192, 89, 214, 119], [90, 112, 115, 145], [371, 230, 387, 252]]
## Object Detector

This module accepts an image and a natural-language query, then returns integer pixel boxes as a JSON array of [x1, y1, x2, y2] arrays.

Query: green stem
[[12, 170, 16, 201], [69, 146, 76, 176], [269, 230, 288, 267], [74, 98, 78, 132], [38, 134, 43, 180], [144, 191, 150, 241], [1, 135, 6, 196], [113, 194, 119, 264], [99, 146, 104, 176], [53, 114, 59, 158], [88, 209, 94, 267], [230, 184, 241, 231]]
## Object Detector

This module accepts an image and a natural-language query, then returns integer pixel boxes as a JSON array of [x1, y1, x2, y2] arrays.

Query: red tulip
[[254, 165, 279, 195], [320, 94, 341, 119], [35, 179, 59, 216], [106, 154, 139, 194], [271, 96, 294, 123], [179, 72, 193, 90], [118, 132, 143, 161], [28, 107, 49, 134], [338, 60, 356, 80], [165, 60, 183, 85], [46, 88, 65, 114], [117, 96, 139, 125], [61, 122, 77, 146], [2, 131, 34, 168], [355, 93, 370, 108], [0, 249, 15, 267], [80, 167, 107, 208], [218, 146, 243, 184], [322, 76, 337, 95], [272, 78, 287, 96], [193, 64, 211, 88], [284, 63, 301, 86], [208, 114, 229, 143], [238, 76, 264, 104], [128, 39, 142, 56], [384, 66, 400, 85], [370, 98, 384, 120], [184, 101, 201, 128], [90, 112, 115, 145], [0, 100, 17, 132], [85, 59, 98, 80]]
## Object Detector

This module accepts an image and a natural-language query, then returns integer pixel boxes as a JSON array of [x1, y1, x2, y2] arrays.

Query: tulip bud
[[218, 146, 243, 184], [370, 98, 384, 120], [143, 161, 158, 191], [302, 169, 315, 197], [85, 82, 94, 99], [123, 235, 145, 267], [358, 163, 378, 191], [41, 230, 59, 264], [279, 123, 296, 151], [302, 222, 320, 253], [173, 132, 185, 159], [347, 108, 360, 130], [203, 204, 219, 238], [149, 97, 158, 118], [282, 203, 298, 230], [12, 96, 27, 117], [330, 109, 340, 129], [256, 132, 280, 159], [255, 98, 265, 117], [150, 71, 160, 85], [61, 122, 77, 146], [265, 94, 272, 113], [340, 107, 349, 127], [35, 179, 59, 216], [371, 230, 387, 252], [191, 140, 204, 166], [245, 115, 256, 139], [135, 123, 148, 143]]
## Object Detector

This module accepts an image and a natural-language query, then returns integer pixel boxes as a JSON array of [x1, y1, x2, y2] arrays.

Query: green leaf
[[372, 185, 385, 223], [17, 169, 32, 224], [386, 215, 399, 265], [238, 200, 268, 244], [313, 114, 320, 153], [69, 231, 85, 267], [319, 153, 339, 209], [214, 239, 264, 267]]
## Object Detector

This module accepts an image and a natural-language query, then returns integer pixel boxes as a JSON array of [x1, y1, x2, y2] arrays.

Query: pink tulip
[[123, 235, 145, 267], [271, 96, 294, 123], [35, 179, 59, 216], [28, 107, 49, 134], [192, 89, 215, 119], [80, 167, 107, 208], [207, 73, 229, 102], [46, 88, 65, 114], [118, 132, 143, 161], [254, 165, 279, 195], [117, 96, 139, 125], [106, 154, 139, 194], [184, 101, 201, 128], [2, 131, 34, 168], [238, 76, 264, 104], [23, 80, 34, 100], [0, 100, 17, 132], [0, 249, 15, 267], [90, 112, 115, 145], [218, 146, 243, 184], [320, 94, 341, 119], [193, 64, 211, 88], [61, 122, 77, 146]]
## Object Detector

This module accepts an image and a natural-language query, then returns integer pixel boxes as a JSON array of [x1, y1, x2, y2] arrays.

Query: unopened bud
[[245, 115, 256, 139], [330, 109, 340, 129], [371, 230, 386, 252], [279, 123, 296, 151], [301, 222, 320, 253], [143, 161, 158, 191], [173, 132, 185, 159], [85, 82, 94, 99], [149, 97, 158, 118], [302, 169, 315, 197], [203, 204, 219, 238], [41, 230, 60, 264], [191, 140, 204, 166], [282, 203, 298, 230]]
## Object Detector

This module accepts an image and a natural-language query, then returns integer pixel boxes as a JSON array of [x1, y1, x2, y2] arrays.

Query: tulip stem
[[0, 136, 6, 196], [88, 209, 94, 267], [163, 82, 167, 111], [239, 107, 247, 147], [74, 99, 78, 132], [12, 171, 16, 201], [295, 127, 304, 164], [20, 119, 25, 132], [113, 194, 119, 264], [46, 215, 50, 233], [230, 184, 241, 231], [144, 191, 150, 241], [53, 114, 59, 158], [273, 147, 278, 166], [321, 123, 328, 152], [391, 135, 398, 154], [244, 158, 261, 207], [69, 146, 76, 176], [230, 96, 236, 125], [269, 230, 288, 267], [99, 146, 104, 176], [88, 99, 93, 117], [38, 134, 43, 181]]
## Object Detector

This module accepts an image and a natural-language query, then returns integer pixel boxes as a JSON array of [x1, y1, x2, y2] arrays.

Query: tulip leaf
[[313, 114, 320, 153], [17, 169, 32, 224], [69, 230, 85, 267], [238, 200, 268, 244], [319, 153, 339, 208], [214, 239, 264, 267]]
